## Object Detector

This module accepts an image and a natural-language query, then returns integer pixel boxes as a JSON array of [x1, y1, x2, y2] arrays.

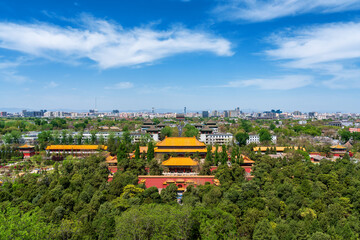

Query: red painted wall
[[138, 176, 215, 190], [108, 166, 118, 173], [242, 166, 252, 173], [210, 166, 218, 172]]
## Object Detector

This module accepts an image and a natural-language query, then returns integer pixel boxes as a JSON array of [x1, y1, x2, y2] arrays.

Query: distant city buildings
[[22, 109, 46, 117], [246, 134, 277, 145], [200, 133, 233, 145], [1, 107, 360, 122], [211, 110, 218, 117], [202, 111, 209, 118], [224, 107, 241, 118], [328, 121, 354, 127]]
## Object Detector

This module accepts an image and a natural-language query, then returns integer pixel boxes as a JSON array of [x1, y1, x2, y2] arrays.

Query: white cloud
[[214, 0, 360, 22], [45, 81, 59, 88], [0, 17, 233, 69], [266, 22, 360, 67], [265, 21, 360, 88], [1, 70, 28, 84], [105, 82, 134, 90], [224, 75, 312, 90], [0, 58, 29, 84]]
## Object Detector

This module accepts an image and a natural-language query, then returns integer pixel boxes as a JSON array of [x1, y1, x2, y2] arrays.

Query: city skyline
[[1, 0, 360, 112]]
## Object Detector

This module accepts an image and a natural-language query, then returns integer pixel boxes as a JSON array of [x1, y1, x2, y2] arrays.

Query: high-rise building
[[184, 107, 187, 114], [202, 111, 209, 118], [22, 110, 45, 117], [271, 109, 282, 114]]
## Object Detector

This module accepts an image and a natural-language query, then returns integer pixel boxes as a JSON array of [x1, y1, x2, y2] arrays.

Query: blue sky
[[1, 0, 360, 112]]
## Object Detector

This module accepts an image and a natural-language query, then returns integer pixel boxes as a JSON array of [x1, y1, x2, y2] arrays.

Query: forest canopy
[[1, 151, 359, 239]]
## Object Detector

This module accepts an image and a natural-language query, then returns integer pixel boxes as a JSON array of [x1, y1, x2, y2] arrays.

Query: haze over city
[[1, 0, 360, 112]]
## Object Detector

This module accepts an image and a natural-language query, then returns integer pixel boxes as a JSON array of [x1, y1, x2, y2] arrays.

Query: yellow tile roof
[[331, 145, 346, 149], [18, 144, 34, 149], [241, 154, 255, 163], [162, 157, 198, 166], [155, 148, 207, 153], [46, 145, 108, 150], [156, 137, 206, 147], [106, 155, 117, 163], [253, 146, 305, 152]]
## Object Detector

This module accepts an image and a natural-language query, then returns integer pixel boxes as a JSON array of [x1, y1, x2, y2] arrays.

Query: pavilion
[[161, 157, 199, 174], [154, 137, 208, 158], [18, 144, 35, 159], [330, 145, 347, 158], [139, 157, 218, 192]]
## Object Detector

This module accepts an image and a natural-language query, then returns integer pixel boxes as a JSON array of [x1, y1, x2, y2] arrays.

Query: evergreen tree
[[214, 145, 220, 166], [230, 147, 237, 163], [205, 145, 213, 165], [134, 143, 140, 160], [265, 147, 270, 154], [253, 219, 278, 240], [235, 132, 249, 146], [147, 142, 155, 161], [117, 142, 129, 171], [160, 184, 178, 203], [221, 145, 228, 165], [149, 159, 162, 175]]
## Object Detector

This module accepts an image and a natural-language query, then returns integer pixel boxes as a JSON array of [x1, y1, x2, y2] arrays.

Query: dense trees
[[1, 151, 360, 239], [240, 120, 252, 133], [160, 126, 173, 139], [183, 124, 199, 137], [0, 145, 23, 162], [236, 132, 249, 146], [3, 117, 360, 239], [338, 129, 360, 143], [259, 129, 272, 143], [292, 124, 322, 136]]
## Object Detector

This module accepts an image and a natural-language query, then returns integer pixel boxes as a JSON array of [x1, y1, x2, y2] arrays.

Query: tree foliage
[[236, 132, 249, 146]]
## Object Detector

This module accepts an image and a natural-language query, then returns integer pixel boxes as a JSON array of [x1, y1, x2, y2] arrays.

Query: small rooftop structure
[[330, 145, 346, 149], [205, 120, 217, 126], [162, 157, 198, 167], [200, 126, 213, 133], [18, 144, 35, 158], [143, 119, 154, 125], [146, 125, 160, 133], [18, 143, 34, 149], [156, 137, 206, 148]]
